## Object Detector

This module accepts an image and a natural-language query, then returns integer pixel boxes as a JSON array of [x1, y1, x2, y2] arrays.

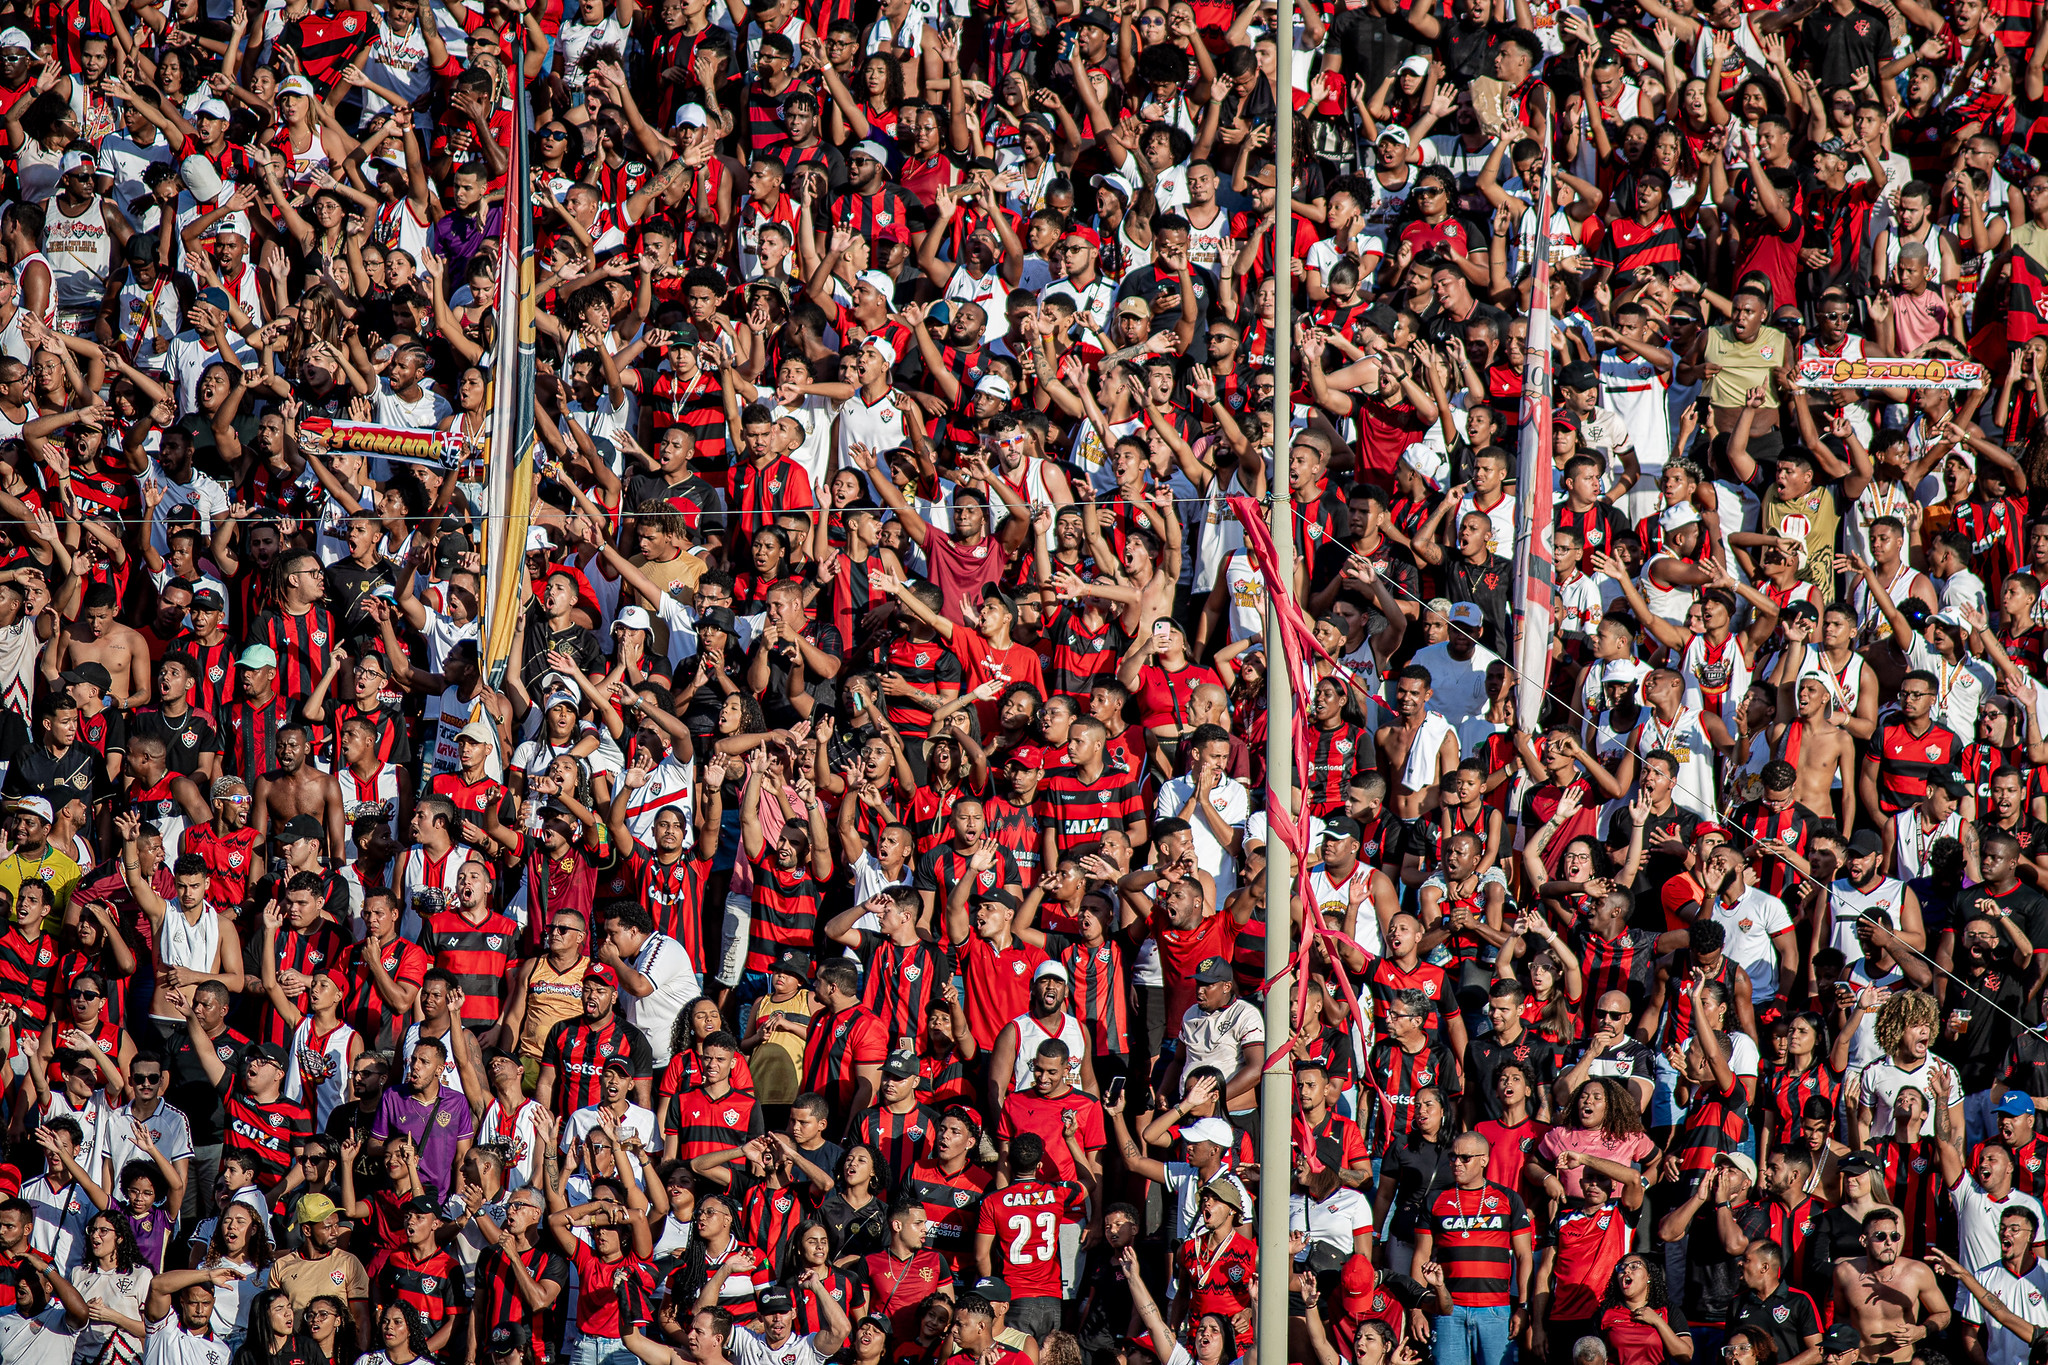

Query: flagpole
[[1258, 7, 1295, 1363]]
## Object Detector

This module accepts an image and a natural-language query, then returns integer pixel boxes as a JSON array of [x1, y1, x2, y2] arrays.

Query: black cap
[[981, 583, 1020, 616], [978, 888, 1022, 911], [124, 236, 158, 265], [972, 1277, 1013, 1303], [1821, 1324, 1861, 1355], [699, 606, 738, 636], [277, 814, 324, 845], [59, 661, 112, 692], [670, 322, 701, 349], [1835, 1151, 1878, 1175], [757, 1286, 795, 1314], [244, 1042, 289, 1067], [402, 1195, 440, 1217], [601, 1054, 635, 1076], [772, 950, 812, 978], [1783, 600, 1819, 622], [1077, 6, 1114, 28], [1321, 815, 1362, 843], [1558, 361, 1601, 391], [487, 1326, 524, 1357], [191, 588, 225, 611], [882, 1051, 920, 1080], [1846, 828, 1884, 857], [1194, 956, 1234, 986], [1363, 303, 1401, 337], [861, 1314, 894, 1337]]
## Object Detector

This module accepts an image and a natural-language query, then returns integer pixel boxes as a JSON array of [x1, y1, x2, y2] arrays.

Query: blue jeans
[[1433, 1305, 1514, 1365], [570, 1336, 636, 1365]]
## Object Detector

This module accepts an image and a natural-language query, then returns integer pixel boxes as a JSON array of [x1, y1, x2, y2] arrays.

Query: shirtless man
[[1768, 674, 1857, 829], [252, 722, 346, 859], [1777, 601, 1880, 742], [56, 581, 149, 709], [1376, 664, 1459, 820], [1828, 1206, 1950, 1364], [117, 807, 247, 1044]]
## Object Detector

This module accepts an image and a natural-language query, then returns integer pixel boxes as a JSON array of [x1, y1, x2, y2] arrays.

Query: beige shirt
[[268, 1247, 369, 1311], [1702, 323, 1791, 410]]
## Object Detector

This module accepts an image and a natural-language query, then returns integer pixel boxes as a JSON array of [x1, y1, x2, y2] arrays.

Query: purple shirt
[[122, 1204, 175, 1272], [370, 1085, 475, 1201], [428, 205, 504, 285]]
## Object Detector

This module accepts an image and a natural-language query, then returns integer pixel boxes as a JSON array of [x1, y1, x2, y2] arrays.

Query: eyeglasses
[[305, 1309, 339, 1323], [353, 1070, 385, 1082], [1868, 1231, 1903, 1242], [1899, 689, 1935, 699]]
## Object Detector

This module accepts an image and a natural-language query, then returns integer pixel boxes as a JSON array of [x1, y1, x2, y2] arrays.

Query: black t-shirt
[[1685, 1197, 1770, 1323], [126, 709, 220, 777], [324, 555, 400, 641], [1732, 1285, 1820, 1364], [1609, 802, 1701, 907], [1982, 880, 2048, 961], [1381, 1131, 1455, 1239], [757, 622, 846, 730], [1938, 961, 2026, 1089], [169, 1024, 253, 1145], [1466, 1029, 1562, 1122], [1802, 3, 1890, 89], [2, 739, 97, 807]]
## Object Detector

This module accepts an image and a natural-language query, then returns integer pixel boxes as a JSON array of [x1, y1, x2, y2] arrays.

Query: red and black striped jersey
[[182, 823, 264, 917], [174, 634, 238, 719], [1728, 797, 1822, 899], [1591, 212, 1683, 276], [859, 936, 951, 1046], [223, 1085, 314, 1189], [420, 908, 519, 1028], [792, 1266, 860, 1335], [1365, 1039, 1461, 1153], [740, 1183, 812, 1273], [899, 1163, 991, 1265], [881, 637, 963, 744], [1976, 1134, 2048, 1200], [1423, 1182, 1529, 1307], [1875, 720, 1965, 816], [376, 1244, 465, 1332], [1361, 956, 1453, 1042], [1870, 1136, 1947, 1260], [801, 1002, 888, 1115], [1763, 1194, 1821, 1293], [659, 1048, 756, 1097], [628, 850, 711, 972], [1766, 1060, 1845, 1146], [1043, 606, 1131, 703], [253, 605, 340, 704], [854, 1102, 940, 1177], [1964, 742, 2026, 808], [345, 935, 432, 1050], [221, 695, 294, 783], [904, 788, 967, 856], [0, 926, 59, 1033], [1177, 1230, 1257, 1328], [1061, 939, 1126, 1055], [829, 185, 919, 237], [1677, 1080, 1750, 1173], [980, 796, 1042, 889], [1033, 767, 1146, 856], [1303, 721, 1370, 816], [474, 1241, 569, 1361], [747, 859, 823, 976], [1544, 1199, 1633, 1319], [1574, 926, 1665, 1022], [666, 1084, 764, 1167], [729, 458, 815, 542], [918, 1052, 974, 1109], [544, 1015, 654, 1118]]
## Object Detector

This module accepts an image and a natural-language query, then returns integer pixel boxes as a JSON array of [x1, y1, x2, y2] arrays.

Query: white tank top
[[154, 907, 219, 1017], [15, 252, 56, 327], [1893, 810, 1961, 883], [1682, 633, 1753, 732], [1184, 202, 1231, 274], [1854, 564, 1922, 646], [1399, 712, 1456, 795], [399, 842, 467, 942], [1195, 468, 1252, 593], [994, 456, 1057, 509], [332, 763, 401, 860], [1634, 706, 1718, 820], [1009, 1010, 1088, 1091], [43, 197, 111, 312], [1222, 549, 1266, 645], [285, 1018, 356, 1128], [1307, 863, 1383, 958], [1828, 874, 1909, 958], [1641, 551, 1696, 628]]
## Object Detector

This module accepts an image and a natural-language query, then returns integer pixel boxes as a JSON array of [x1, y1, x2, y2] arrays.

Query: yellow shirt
[[747, 988, 813, 1104], [0, 847, 83, 931], [1703, 324, 1791, 410]]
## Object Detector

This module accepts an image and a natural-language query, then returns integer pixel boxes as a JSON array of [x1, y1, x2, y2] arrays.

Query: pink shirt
[[1534, 1126, 1657, 1199]]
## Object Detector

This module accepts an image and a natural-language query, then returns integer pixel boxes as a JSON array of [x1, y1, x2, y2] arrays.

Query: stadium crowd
[[9, 6, 2048, 1365]]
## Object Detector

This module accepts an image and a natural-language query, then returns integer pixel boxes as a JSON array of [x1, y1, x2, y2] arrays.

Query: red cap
[[585, 963, 620, 989], [1290, 86, 1312, 113], [0, 1162, 20, 1198], [875, 222, 910, 246], [1315, 70, 1347, 116], [1694, 823, 1727, 838], [1005, 743, 1054, 770], [1063, 224, 1102, 249]]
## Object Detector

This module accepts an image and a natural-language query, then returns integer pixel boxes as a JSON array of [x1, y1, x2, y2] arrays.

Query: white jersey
[[1681, 634, 1753, 732], [16, 251, 57, 326], [114, 273, 180, 372], [1893, 809, 1962, 883], [397, 843, 467, 941], [1008, 1010, 1089, 1091], [283, 1018, 355, 1129], [1633, 706, 1717, 819], [43, 196, 112, 313], [1798, 645, 1870, 717], [1854, 562, 1928, 646], [1194, 468, 1254, 593], [1307, 862, 1383, 958], [1640, 551, 1696, 628], [152, 909, 218, 1019], [1221, 548, 1266, 645], [1184, 202, 1232, 274], [1827, 875, 1910, 959], [330, 763, 401, 860], [363, 14, 435, 117]]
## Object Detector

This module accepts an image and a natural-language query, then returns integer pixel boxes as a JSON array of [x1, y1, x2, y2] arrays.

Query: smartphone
[[853, 692, 866, 713], [1106, 1075, 1126, 1107], [1152, 621, 1171, 645]]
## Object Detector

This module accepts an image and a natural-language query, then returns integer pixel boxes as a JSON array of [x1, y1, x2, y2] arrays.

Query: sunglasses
[[70, 989, 101, 1000], [132, 1072, 163, 1085], [538, 129, 568, 140], [1596, 1008, 1629, 1019]]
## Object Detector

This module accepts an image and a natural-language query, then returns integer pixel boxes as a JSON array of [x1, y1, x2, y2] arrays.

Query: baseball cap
[[1846, 828, 1885, 857], [487, 1327, 524, 1356], [771, 950, 811, 979], [1178, 1117, 1236, 1150], [1558, 361, 1601, 391], [296, 1193, 341, 1226], [542, 690, 579, 714], [617, 605, 653, 632], [1400, 444, 1447, 491], [975, 375, 1013, 402], [1005, 743, 1053, 770], [1716, 1152, 1759, 1184], [1092, 171, 1135, 201], [874, 222, 910, 247], [1033, 960, 1069, 983], [1999, 1092, 2037, 1118], [1814, 137, 1849, 158], [4, 796, 52, 823], [1446, 602, 1483, 628], [1600, 658, 1648, 689], [194, 98, 232, 122], [59, 661, 112, 692], [456, 718, 497, 746], [756, 1286, 795, 1315], [124, 236, 158, 265], [1200, 1177, 1245, 1215], [1660, 502, 1701, 532], [699, 606, 739, 636], [1821, 1325, 1861, 1355], [861, 1315, 894, 1337], [1835, 1151, 1878, 1175], [1077, 6, 1115, 29], [1064, 224, 1102, 250], [1116, 296, 1151, 319], [198, 287, 233, 312], [276, 814, 323, 845], [881, 1051, 920, 1080], [585, 963, 620, 989], [0, 29, 31, 50], [191, 588, 225, 611], [245, 1042, 289, 1068], [1194, 956, 1234, 985], [57, 149, 92, 176], [1378, 125, 1412, 146], [668, 322, 701, 349], [601, 1054, 635, 1076], [277, 75, 319, 100], [402, 1195, 440, 1217], [674, 104, 710, 128], [861, 335, 899, 369], [851, 139, 890, 164], [1321, 815, 1363, 843], [971, 1278, 1012, 1303]]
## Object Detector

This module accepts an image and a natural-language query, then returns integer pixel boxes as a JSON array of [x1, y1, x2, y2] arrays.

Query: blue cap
[[1998, 1091, 2036, 1118]]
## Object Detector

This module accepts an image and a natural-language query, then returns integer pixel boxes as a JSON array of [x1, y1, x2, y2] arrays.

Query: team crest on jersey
[[329, 1269, 346, 1286], [217, 1044, 235, 1060], [313, 630, 328, 646], [228, 852, 244, 868], [2031, 1290, 2044, 1307], [35, 944, 52, 965], [1772, 1305, 1790, 1323], [1738, 919, 1754, 932], [421, 1277, 437, 1293], [1226, 1265, 1245, 1283], [1013, 960, 1028, 975], [1417, 1068, 1432, 1084], [1988, 975, 2003, 991], [1336, 740, 1352, 755], [1095, 947, 1111, 962], [1596, 1214, 1611, 1229], [724, 1109, 741, 1125], [904, 963, 922, 982], [1420, 981, 1438, 997], [182, 732, 197, 748], [210, 665, 224, 682], [1798, 1218, 1811, 1234], [487, 935, 504, 951], [1913, 1156, 1932, 1172], [1927, 745, 1942, 759]]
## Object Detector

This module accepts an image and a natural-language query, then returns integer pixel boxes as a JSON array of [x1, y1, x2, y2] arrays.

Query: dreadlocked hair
[[1873, 989, 1939, 1057]]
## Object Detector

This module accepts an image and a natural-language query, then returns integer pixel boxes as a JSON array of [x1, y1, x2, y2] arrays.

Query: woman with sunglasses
[[1597, 1254, 1694, 1365], [38, 967, 132, 1097], [74, 1211, 150, 1365]]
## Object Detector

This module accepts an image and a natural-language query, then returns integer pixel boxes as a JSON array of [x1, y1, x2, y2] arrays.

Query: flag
[[2006, 242, 2048, 348], [275, 13, 377, 95], [1512, 102, 1559, 733], [479, 40, 539, 691]]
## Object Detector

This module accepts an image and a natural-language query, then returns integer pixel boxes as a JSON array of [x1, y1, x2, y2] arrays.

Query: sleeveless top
[[1827, 875, 1909, 958], [1641, 551, 1697, 628], [1682, 633, 1752, 732], [154, 908, 219, 1017], [1893, 810, 1962, 883], [1634, 706, 1718, 820], [1008, 1010, 1089, 1092], [518, 955, 589, 1055], [286, 1017, 357, 1129]]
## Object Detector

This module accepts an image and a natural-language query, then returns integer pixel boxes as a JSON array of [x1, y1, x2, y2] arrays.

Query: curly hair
[[1600, 1255, 1669, 1312], [205, 1200, 274, 1271], [87, 1211, 140, 1274], [1566, 1077, 1646, 1140], [1874, 989, 1939, 1058]]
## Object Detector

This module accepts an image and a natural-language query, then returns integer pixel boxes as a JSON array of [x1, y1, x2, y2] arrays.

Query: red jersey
[[973, 1179, 1084, 1298]]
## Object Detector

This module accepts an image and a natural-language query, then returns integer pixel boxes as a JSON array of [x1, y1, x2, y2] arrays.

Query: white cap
[[617, 605, 653, 631], [863, 335, 899, 369], [1446, 602, 1483, 628], [975, 375, 1013, 401], [525, 526, 552, 553], [180, 154, 224, 201], [1033, 960, 1069, 983], [1661, 502, 1702, 532], [1399, 55, 1430, 76], [852, 139, 890, 163], [857, 270, 896, 303], [194, 98, 232, 122], [1949, 446, 1978, 474], [1378, 124, 1412, 146], [1178, 1117, 1235, 1147], [1090, 171, 1134, 200], [675, 104, 709, 129], [277, 75, 318, 100], [0, 28, 32, 50], [57, 149, 92, 176], [1600, 658, 1648, 689], [1400, 443, 1447, 491], [456, 718, 498, 745], [542, 690, 579, 713], [6, 795, 52, 822]]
